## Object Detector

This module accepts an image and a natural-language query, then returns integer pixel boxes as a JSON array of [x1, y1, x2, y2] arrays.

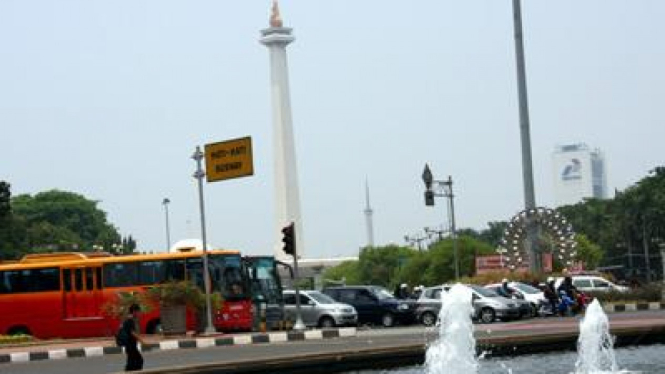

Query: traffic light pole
[[422, 165, 460, 280], [292, 253, 306, 331], [282, 222, 305, 330]]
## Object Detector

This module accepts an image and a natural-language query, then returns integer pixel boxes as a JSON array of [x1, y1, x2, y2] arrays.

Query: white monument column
[[260, 1, 305, 260]]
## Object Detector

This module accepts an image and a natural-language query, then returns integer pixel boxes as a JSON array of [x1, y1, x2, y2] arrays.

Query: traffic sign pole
[[192, 146, 216, 335]]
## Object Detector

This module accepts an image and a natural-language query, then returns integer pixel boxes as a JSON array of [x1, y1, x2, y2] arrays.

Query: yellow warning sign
[[204, 137, 254, 182]]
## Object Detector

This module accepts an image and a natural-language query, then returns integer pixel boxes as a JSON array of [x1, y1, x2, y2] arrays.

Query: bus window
[[249, 258, 282, 305], [75, 269, 83, 291], [95, 267, 102, 289], [0, 268, 60, 293], [39, 268, 60, 291], [164, 259, 185, 281], [63, 269, 72, 291], [219, 256, 246, 299], [0, 271, 8, 293], [85, 268, 94, 291], [103, 263, 139, 287], [139, 261, 165, 285], [185, 258, 204, 290]]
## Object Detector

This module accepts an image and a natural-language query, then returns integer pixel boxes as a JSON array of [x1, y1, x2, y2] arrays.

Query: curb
[[0, 327, 357, 365], [604, 302, 665, 313]]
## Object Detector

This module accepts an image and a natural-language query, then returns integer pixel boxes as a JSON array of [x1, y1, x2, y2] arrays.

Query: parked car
[[485, 282, 547, 317], [415, 284, 521, 325], [554, 275, 629, 293], [321, 286, 416, 327], [282, 290, 357, 328]]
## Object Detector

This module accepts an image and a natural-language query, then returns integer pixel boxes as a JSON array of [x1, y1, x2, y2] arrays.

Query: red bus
[[0, 250, 255, 339]]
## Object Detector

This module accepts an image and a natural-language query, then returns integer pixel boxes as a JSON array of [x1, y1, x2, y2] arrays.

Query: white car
[[554, 275, 629, 293], [485, 281, 547, 314], [283, 290, 358, 328]]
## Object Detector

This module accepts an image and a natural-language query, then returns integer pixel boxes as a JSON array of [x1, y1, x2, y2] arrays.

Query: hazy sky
[[1, 1, 664, 259]]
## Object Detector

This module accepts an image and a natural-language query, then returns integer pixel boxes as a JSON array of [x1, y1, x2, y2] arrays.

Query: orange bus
[[0, 250, 254, 339]]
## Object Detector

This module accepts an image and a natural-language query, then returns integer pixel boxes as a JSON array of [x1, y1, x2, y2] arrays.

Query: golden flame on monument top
[[270, 0, 283, 28]]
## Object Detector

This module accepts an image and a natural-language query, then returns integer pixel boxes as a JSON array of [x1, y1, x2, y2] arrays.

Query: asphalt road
[[3, 310, 664, 374]]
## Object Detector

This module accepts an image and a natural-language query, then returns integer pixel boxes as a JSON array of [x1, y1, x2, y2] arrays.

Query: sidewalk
[[0, 327, 358, 365]]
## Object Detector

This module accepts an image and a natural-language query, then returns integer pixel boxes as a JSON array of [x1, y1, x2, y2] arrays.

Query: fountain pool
[[347, 286, 663, 374], [346, 344, 665, 374]]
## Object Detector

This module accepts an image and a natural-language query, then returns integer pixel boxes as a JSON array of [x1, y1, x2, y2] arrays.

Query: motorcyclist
[[557, 276, 581, 315], [497, 279, 513, 298]]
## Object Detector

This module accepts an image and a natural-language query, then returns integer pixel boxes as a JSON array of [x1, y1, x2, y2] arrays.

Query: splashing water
[[574, 299, 620, 374], [425, 283, 478, 374]]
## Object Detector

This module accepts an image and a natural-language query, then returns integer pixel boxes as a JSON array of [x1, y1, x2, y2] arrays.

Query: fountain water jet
[[575, 299, 619, 374], [424, 283, 478, 374]]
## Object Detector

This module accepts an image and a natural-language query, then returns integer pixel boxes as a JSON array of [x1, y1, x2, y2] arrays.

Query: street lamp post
[[422, 164, 460, 280], [511, 0, 539, 273], [162, 198, 171, 251]]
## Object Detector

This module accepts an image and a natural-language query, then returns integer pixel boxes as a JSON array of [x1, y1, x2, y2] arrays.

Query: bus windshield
[[209, 254, 247, 301], [246, 257, 282, 305]]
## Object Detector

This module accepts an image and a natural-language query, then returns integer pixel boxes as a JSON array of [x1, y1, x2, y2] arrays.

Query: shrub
[[0, 334, 33, 345], [144, 281, 222, 311], [101, 291, 152, 319], [590, 283, 663, 303]]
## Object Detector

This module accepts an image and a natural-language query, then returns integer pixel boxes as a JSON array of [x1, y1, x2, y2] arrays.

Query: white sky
[[1, 1, 664, 258]]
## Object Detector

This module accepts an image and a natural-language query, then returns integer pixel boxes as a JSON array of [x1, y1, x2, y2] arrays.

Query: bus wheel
[[146, 319, 162, 334], [8, 325, 31, 336]]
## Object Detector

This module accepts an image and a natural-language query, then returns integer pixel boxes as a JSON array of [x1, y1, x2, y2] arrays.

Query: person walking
[[123, 304, 146, 372]]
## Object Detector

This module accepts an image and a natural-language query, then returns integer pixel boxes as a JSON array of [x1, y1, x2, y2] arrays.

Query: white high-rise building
[[552, 143, 607, 207]]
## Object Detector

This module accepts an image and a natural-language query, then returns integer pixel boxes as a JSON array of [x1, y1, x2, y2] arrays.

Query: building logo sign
[[561, 158, 582, 181]]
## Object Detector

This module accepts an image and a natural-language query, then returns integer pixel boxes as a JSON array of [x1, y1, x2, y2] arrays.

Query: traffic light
[[281, 222, 296, 256]]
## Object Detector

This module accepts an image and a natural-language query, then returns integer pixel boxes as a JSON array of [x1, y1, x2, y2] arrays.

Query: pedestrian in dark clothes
[[123, 304, 146, 372], [544, 280, 559, 315]]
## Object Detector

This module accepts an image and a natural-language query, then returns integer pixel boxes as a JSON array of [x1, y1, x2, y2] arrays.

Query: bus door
[[243, 256, 287, 330], [62, 266, 103, 319]]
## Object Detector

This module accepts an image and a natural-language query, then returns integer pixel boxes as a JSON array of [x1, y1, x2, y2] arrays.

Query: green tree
[[356, 245, 417, 289], [573, 233, 603, 269], [9, 189, 128, 258], [322, 260, 361, 286], [479, 221, 509, 247], [555, 166, 665, 279], [322, 237, 495, 290]]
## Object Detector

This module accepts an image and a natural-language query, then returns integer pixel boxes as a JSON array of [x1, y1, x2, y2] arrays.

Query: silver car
[[415, 284, 521, 325], [283, 290, 358, 328]]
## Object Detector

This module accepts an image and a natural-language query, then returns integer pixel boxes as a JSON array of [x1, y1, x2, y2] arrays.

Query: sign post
[[192, 146, 215, 334], [192, 136, 254, 335]]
